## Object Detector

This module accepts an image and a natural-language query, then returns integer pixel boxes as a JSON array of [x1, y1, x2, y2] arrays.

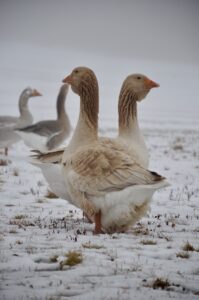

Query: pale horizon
[[0, 0, 199, 64]]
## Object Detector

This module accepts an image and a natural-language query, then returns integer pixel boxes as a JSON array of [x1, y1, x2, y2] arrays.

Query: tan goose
[[16, 84, 71, 152], [31, 72, 159, 208], [118, 74, 159, 168], [0, 87, 41, 155], [59, 67, 169, 234]]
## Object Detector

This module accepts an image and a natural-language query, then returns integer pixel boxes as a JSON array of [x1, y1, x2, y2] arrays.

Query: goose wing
[[0, 116, 18, 128], [63, 141, 164, 197], [16, 120, 60, 137], [31, 148, 64, 164]]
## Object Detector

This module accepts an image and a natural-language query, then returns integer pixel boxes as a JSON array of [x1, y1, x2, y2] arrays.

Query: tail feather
[[149, 170, 166, 182], [30, 149, 64, 163]]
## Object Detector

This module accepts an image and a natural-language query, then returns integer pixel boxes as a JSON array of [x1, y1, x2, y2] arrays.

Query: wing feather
[[31, 149, 64, 163], [63, 140, 164, 196]]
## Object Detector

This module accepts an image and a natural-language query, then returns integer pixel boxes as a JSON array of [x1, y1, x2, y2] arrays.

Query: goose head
[[62, 66, 99, 129], [23, 87, 42, 98], [122, 74, 159, 102], [19, 88, 42, 111], [62, 67, 98, 96]]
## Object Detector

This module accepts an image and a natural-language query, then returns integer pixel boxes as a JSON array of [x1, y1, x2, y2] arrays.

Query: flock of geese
[[0, 66, 170, 234]]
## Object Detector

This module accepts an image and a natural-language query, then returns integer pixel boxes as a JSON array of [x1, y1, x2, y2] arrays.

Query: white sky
[[0, 0, 199, 64]]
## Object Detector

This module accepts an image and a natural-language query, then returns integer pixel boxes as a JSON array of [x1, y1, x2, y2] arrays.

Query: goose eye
[[74, 70, 79, 74], [137, 76, 141, 80]]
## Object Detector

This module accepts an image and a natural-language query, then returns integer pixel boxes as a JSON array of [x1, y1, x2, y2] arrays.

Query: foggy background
[[1, 0, 199, 63], [0, 0, 199, 129]]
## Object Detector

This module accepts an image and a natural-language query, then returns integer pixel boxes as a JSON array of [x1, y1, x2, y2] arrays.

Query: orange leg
[[93, 210, 104, 234]]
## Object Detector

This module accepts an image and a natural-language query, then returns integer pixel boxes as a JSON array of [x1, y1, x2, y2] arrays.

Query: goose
[[31, 72, 159, 206], [0, 87, 41, 155], [118, 74, 159, 168], [15, 84, 71, 152], [59, 67, 169, 234]]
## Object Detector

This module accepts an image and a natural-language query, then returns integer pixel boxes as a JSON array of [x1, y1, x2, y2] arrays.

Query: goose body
[[0, 87, 41, 155], [16, 84, 71, 152], [59, 67, 169, 233], [17, 121, 63, 152], [93, 181, 168, 232], [31, 67, 168, 233], [31, 149, 70, 200], [0, 116, 19, 128], [61, 136, 169, 233], [32, 72, 159, 207]]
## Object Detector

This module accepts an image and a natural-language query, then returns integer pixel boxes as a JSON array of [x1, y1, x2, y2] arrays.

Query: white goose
[[0, 87, 41, 155], [31, 72, 159, 206], [60, 67, 169, 234], [16, 84, 71, 152]]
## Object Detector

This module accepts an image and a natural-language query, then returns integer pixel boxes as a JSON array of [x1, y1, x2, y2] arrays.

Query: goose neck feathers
[[56, 84, 69, 121], [77, 68, 99, 130], [63, 67, 99, 151], [18, 88, 32, 116], [118, 87, 138, 130]]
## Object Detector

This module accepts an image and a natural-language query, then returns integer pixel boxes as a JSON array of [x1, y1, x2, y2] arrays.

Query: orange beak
[[145, 78, 160, 89], [62, 75, 73, 84], [32, 89, 42, 97]]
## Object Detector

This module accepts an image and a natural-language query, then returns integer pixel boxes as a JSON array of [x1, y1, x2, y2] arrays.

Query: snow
[[0, 42, 199, 299]]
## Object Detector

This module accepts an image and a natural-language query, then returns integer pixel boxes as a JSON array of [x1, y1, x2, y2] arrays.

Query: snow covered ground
[[0, 43, 199, 299]]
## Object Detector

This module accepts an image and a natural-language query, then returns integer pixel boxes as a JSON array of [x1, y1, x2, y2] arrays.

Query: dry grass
[[0, 159, 9, 166], [0, 158, 11, 166], [10, 218, 35, 227], [194, 291, 199, 296], [37, 198, 46, 203], [14, 214, 27, 220], [182, 241, 195, 251], [176, 251, 190, 259], [13, 168, 19, 176], [132, 224, 149, 236], [60, 251, 83, 270], [172, 144, 183, 151], [15, 240, 23, 245], [140, 239, 157, 245], [152, 278, 170, 290], [45, 190, 59, 199], [26, 246, 37, 254], [9, 228, 18, 234], [49, 255, 58, 263], [82, 242, 105, 249]]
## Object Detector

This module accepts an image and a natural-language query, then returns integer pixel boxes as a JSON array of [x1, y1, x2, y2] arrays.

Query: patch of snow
[[0, 43, 199, 299]]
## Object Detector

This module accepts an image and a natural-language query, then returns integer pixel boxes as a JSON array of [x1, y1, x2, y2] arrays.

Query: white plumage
[[32, 67, 168, 234]]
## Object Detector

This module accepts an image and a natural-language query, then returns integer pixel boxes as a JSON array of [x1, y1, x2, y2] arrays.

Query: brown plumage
[[31, 149, 64, 164], [61, 67, 169, 234]]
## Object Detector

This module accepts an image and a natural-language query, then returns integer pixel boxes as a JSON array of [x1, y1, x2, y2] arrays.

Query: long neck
[[67, 82, 99, 152], [118, 87, 140, 139], [57, 85, 68, 121], [18, 91, 33, 124], [118, 86, 149, 168]]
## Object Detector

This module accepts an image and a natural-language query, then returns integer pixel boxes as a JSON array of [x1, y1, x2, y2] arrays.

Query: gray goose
[[0, 87, 41, 155], [16, 84, 71, 152]]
